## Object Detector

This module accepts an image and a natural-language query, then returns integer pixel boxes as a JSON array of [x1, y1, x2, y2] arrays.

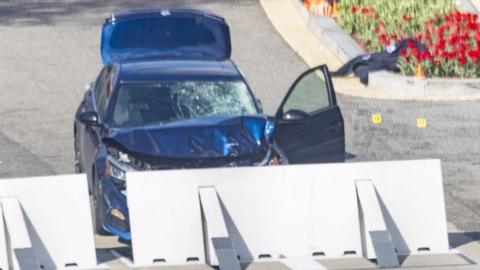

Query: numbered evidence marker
[[371, 113, 382, 124], [417, 117, 427, 128]]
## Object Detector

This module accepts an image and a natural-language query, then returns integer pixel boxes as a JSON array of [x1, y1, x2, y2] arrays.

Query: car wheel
[[92, 174, 110, 236], [74, 135, 84, 174]]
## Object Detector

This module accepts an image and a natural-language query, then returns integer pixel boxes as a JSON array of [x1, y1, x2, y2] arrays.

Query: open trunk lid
[[101, 8, 232, 64]]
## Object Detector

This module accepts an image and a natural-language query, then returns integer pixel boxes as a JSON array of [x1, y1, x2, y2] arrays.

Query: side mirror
[[283, 109, 309, 121], [78, 111, 99, 126]]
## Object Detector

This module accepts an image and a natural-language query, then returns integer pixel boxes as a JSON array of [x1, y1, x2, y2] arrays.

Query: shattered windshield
[[112, 80, 257, 127]]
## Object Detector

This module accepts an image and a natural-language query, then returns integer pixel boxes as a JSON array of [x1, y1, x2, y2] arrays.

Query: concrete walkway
[[471, 0, 480, 11]]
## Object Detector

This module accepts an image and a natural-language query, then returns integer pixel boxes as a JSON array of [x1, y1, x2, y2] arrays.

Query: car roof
[[117, 59, 243, 82]]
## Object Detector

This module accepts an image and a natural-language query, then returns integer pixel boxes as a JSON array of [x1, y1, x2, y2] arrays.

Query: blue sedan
[[73, 8, 345, 241]]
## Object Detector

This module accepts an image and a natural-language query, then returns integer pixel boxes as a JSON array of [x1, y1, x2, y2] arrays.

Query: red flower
[[379, 33, 388, 44], [418, 51, 433, 61], [467, 22, 478, 31], [468, 50, 477, 61], [439, 39, 446, 49], [425, 19, 434, 27], [475, 34, 480, 44], [424, 52, 433, 60], [473, 14, 479, 22], [407, 40, 416, 49], [449, 35, 458, 46], [435, 60, 441, 65], [400, 48, 407, 56], [458, 55, 467, 65], [455, 11, 463, 22], [351, 5, 358, 13], [441, 51, 449, 60], [405, 56, 411, 62], [402, 14, 412, 21], [436, 26, 445, 39], [412, 48, 421, 60]]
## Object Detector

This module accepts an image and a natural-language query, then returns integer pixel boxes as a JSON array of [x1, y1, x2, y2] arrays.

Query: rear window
[[109, 17, 224, 56], [112, 80, 257, 127]]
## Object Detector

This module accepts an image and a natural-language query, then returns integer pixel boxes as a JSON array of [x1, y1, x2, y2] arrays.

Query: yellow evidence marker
[[371, 113, 382, 124], [417, 117, 427, 128]]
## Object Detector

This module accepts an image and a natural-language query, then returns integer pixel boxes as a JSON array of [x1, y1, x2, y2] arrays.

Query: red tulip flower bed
[[398, 11, 480, 78], [337, 0, 480, 78]]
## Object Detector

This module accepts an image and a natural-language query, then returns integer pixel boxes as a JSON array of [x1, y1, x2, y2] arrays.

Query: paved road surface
[[0, 0, 479, 236]]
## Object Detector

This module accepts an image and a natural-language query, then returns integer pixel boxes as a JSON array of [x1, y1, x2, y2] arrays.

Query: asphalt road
[[0, 0, 479, 236]]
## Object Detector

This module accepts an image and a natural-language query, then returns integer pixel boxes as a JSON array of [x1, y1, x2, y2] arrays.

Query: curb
[[284, 0, 480, 101], [370, 71, 480, 97], [458, 0, 479, 13], [471, 0, 480, 12], [291, 0, 364, 63]]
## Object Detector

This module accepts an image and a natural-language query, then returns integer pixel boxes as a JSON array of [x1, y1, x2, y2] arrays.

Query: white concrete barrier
[[0, 174, 98, 270], [126, 159, 449, 268]]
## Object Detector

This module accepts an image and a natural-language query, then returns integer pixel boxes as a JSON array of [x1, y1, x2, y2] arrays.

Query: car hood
[[101, 8, 231, 64], [105, 115, 274, 159]]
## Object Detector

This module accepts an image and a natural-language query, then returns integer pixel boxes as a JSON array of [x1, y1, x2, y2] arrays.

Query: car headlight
[[105, 155, 132, 190]]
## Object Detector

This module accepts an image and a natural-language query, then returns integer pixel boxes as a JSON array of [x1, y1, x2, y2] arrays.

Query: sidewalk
[[259, 0, 480, 101], [471, 0, 480, 11]]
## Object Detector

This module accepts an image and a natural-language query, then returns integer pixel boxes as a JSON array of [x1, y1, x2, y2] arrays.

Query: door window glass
[[282, 69, 330, 115], [94, 67, 108, 105], [94, 67, 113, 120]]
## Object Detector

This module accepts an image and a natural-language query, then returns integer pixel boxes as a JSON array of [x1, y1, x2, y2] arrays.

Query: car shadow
[[449, 231, 480, 249], [345, 151, 357, 160]]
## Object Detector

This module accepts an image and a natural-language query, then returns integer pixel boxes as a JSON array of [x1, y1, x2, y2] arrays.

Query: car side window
[[94, 66, 113, 121], [282, 68, 331, 115], [94, 67, 108, 105]]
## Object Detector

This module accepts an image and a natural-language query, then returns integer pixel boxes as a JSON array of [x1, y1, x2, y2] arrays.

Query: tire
[[92, 174, 110, 236], [74, 135, 84, 174]]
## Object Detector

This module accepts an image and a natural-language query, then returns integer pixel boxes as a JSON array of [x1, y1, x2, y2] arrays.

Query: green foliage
[[337, 0, 455, 52]]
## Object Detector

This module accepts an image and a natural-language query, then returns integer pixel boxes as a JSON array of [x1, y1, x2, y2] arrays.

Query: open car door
[[274, 65, 345, 164]]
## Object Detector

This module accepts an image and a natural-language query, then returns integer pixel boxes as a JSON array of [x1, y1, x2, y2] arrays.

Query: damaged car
[[73, 8, 345, 241]]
